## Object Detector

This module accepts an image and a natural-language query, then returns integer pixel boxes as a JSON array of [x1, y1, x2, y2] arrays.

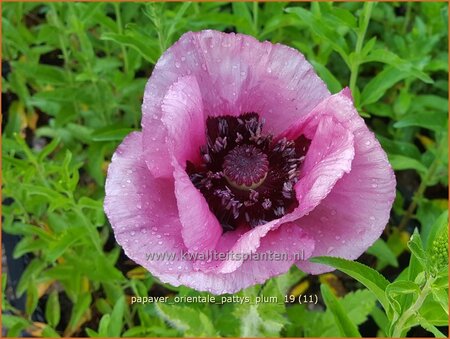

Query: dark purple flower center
[[223, 144, 269, 189], [187, 113, 310, 231]]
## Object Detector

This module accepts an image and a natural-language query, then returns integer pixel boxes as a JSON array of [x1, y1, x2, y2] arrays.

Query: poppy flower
[[104, 30, 396, 294]]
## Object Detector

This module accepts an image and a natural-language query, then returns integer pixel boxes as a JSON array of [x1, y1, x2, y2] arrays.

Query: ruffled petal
[[161, 75, 206, 166], [289, 115, 355, 218], [104, 132, 191, 282], [178, 223, 314, 294], [105, 136, 315, 293], [293, 89, 396, 273], [172, 159, 222, 252], [141, 30, 330, 178]]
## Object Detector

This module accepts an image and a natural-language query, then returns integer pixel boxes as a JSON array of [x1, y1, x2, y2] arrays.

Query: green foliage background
[[2, 2, 448, 338]]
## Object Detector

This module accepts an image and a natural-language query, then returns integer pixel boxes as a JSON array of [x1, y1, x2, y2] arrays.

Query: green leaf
[[14, 62, 68, 85], [377, 136, 421, 160], [45, 290, 61, 329], [154, 303, 217, 337], [310, 256, 390, 311], [408, 230, 429, 270], [419, 298, 448, 326], [341, 289, 377, 325], [367, 238, 399, 267], [5, 222, 53, 242], [42, 325, 61, 338], [101, 29, 159, 63], [360, 67, 409, 106], [394, 111, 448, 132], [85, 328, 100, 338], [362, 49, 433, 83], [386, 281, 420, 298], [98, 314, 111, 337], [388, 155, 428, 176], [431, 288, 449, 316], [67, 293, 92, 333], [320, 284, 361, 337], [310, 60, 343, 93], [16, 258, 47, 296], [91, 127, 136, 142], [108, 296, 125, 337], [122, 326, 147, 337], [370, 306, 389, 335], [285, 7, 349, 63], [45, 228, 84, 262], [37, 137, 61, 162], [25, 282, 39, 316], [234, 303, 287, 337], [232, 3, 255, 35], [425, 210, 448, 251]]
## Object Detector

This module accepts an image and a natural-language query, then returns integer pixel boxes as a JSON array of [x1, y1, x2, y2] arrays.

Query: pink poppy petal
[[293, 89, 396, 273], [172, 159, 222, 253], [141, 30, 330, 178], [191, 222, 273, 274], [290, 114, 355, 218], [104, 132, 192, 280], [178, 223, 314, 294], [105, 136, 314, 294], [161, 75, 206, 166]]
